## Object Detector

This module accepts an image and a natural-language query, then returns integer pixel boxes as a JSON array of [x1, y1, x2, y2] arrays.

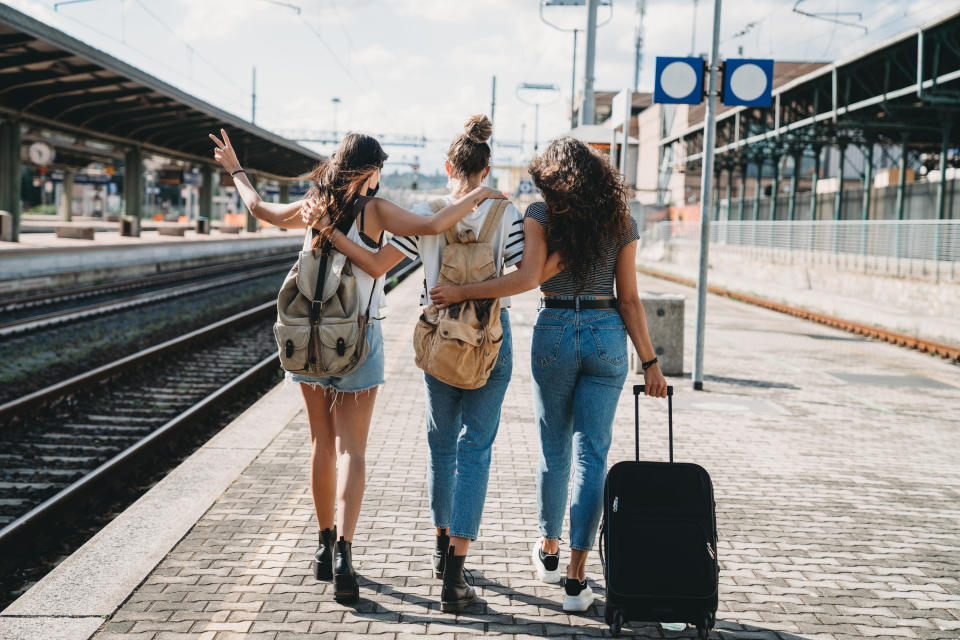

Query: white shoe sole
[[562, 585, 594, 612], [530, 540, 562, 584]]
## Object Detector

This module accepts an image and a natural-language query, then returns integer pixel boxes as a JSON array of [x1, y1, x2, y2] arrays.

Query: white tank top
[[345, 219, 385, 317]]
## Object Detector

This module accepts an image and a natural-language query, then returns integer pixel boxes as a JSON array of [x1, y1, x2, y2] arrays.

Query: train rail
[[636, 265, 960, 363], [0, 258, 421, 561], [0, 254, 295, 337]]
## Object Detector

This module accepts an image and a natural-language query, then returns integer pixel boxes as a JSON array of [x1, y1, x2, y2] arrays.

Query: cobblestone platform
[[23, 270, 960, 639]]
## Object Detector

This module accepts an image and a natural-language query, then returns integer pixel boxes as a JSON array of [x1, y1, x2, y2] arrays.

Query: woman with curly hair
[[431, 136, 668, 613]]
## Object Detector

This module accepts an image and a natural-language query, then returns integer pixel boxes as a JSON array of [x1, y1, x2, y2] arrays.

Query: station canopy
[[663, 8, 960, 168], [0, 3, 322, 179]]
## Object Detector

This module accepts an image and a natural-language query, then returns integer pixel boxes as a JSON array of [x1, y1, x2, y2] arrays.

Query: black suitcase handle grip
[[632, 385, 674, 463]]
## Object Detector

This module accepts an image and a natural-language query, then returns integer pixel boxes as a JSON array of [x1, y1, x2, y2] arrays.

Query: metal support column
[[123, 147, 143, 221], [861, 142, 873, 221], [246, 173, 259, 232], [894, 137, 909, 221], [737, 163, 746, 222], [581, 0, 599, 126], [787, 149, 799, 221], [935, 124, 951, 221], [61, 170, 75, 222], [769, 153, 781, 220], [809, 145, 820, 221], [752, 156, 762, 221], [279, 182, 291, 204], [833, 143, 846, 220], [0, 120, 22, 242], [199, 165, 213, 221]]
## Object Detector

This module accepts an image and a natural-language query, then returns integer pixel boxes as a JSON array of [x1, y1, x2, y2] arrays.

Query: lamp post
[[331, 97, 341, 140], [517, 83, 561, 152], [539, 0, 612, 129]]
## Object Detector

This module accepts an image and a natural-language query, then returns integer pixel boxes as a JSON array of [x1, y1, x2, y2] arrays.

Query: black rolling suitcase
[[600, 384, 718, 638]]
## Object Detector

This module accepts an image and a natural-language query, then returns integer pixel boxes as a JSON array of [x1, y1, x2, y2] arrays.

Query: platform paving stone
[[89, 272, 960, 639]]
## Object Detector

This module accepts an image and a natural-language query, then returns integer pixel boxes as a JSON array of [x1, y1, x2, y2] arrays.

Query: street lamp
[[539, 0, 612, 129], [516, 83, 561, 153]]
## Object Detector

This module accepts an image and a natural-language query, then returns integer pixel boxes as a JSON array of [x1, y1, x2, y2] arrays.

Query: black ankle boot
[[314, 526, 336, 580], [441, 545, 475, 613], [433, 531, 450, 579], [333, 537, 359, 603]]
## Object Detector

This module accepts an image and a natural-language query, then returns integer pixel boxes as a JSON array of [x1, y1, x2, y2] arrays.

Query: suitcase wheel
[[607, 609, 624, 636], [697, 612, 714, 640]]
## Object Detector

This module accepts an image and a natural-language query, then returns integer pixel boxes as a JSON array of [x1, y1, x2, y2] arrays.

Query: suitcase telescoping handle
[[633, 384, 674, 463]]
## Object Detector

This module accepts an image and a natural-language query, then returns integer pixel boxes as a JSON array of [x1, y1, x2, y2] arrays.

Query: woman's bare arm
[[209, 129, 306, 228], [615, 240, 668, 397], [327, 236, 405, 279], [370, 186, 505, 236], [429, 218, 562, 306]]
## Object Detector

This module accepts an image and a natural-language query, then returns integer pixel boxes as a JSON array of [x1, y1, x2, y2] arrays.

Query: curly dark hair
[[528, 137, 631, 291]]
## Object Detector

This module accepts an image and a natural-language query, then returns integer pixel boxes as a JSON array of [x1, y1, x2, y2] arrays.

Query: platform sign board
[[653, 56, 705, 105], [722, 58, 774, 107]]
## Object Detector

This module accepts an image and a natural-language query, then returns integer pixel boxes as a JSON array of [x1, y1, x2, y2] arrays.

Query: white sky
[[7, 0, 956, 173]]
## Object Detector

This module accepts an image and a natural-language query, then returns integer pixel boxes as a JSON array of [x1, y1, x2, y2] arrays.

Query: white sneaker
[[562, 577, 594, 612], [530, 539, 562, 584]]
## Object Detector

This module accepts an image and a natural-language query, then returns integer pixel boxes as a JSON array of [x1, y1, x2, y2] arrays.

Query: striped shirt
[[389, 197, 525, 306], [525, 201, 639, 296]]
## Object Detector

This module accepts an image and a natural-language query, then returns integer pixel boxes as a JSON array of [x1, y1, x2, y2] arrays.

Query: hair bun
[[464, 114, 492, 143]]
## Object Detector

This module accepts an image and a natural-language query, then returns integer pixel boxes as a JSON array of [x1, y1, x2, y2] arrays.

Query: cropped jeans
[[531, 299, 629, 551], [424, 309, 512, 540]]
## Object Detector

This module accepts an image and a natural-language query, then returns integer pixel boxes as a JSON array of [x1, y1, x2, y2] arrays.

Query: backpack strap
[[427, 198, 460, 245], [310, 197, 368, 323], [477, 199, 507, 244]]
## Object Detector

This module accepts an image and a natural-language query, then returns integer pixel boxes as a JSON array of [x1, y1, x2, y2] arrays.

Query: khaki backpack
[[413, 198, 508, 389], [274, 196, 376, 378]]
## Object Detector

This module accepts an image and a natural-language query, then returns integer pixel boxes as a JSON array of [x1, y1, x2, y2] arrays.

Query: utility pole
[[692, 0, 721, 392], [690, 0, 699, 55], [570, 29, 579, 128], [251, 66, 257, 124], [489, 76, 497, 185], [633, 0, 646, 91], [581, 0, 598, 125], [331, 97, 341, 139]]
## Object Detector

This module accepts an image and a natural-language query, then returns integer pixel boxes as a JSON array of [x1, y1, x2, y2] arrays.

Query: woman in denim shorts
[[212, 128, 505, 604], [432, 137, 668, 613]]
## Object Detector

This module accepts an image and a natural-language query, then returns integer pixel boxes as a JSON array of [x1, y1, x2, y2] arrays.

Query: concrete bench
[[157, 226, 188, 237], [218, 224, 242, 234], [55, 224, 96, 240], [629, 292, 685, 376], [120, 216, 141, 237]]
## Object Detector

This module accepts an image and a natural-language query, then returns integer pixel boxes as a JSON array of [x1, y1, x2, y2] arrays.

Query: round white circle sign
[[660, 61, 698, 99], [729, 63, 768, 102]]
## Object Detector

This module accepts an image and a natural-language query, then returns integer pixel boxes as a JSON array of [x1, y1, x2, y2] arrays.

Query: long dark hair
[[528, 137, 631, 291], [307, 133, 388, 230]]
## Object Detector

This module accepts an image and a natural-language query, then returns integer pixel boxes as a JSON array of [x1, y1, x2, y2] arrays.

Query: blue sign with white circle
[[654, 56, 704, 105], [722, 58, 774, 107], [518, 179, 534, 194]]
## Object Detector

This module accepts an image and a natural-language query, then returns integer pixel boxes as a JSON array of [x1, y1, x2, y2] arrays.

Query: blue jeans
[[425, 309, 512, 540], [532, 301, 628, 551]]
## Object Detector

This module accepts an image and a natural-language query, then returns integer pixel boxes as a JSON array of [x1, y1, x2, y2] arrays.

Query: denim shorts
[[288, 319, 385, 393]]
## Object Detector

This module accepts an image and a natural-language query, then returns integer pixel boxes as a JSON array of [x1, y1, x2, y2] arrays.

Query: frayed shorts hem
[[448, 530, 478, 541]]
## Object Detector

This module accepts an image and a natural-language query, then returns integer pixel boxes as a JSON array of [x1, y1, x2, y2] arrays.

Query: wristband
[[230, 168, 246, 177], [641, 357, 658, 371]]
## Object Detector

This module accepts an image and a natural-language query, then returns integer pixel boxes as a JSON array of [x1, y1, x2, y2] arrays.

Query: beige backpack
[[274, 197, 376, 378], [413, 198, 508, 389]]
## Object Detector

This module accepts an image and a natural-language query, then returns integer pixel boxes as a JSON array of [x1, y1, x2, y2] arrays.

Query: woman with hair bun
[[310, 114, 542, 613], [210, 128, 504, 606], [431, 136, 667, 613]]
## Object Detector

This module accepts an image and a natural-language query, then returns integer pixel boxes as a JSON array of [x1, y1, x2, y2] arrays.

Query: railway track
[[0, 253, 295, 337], [0, 258, 421, 560], [636, 265, 960, 363]]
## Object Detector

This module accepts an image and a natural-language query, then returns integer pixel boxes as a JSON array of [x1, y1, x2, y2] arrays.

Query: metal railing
[[640, 220, 960, 280]]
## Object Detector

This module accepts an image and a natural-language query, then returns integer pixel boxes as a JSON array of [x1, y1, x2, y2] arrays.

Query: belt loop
[[575, 296, 580, 312], [537, 297, 544, 311]]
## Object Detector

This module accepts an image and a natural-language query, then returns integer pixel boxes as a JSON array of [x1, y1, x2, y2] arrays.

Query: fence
[[640, 220, 960, 280]]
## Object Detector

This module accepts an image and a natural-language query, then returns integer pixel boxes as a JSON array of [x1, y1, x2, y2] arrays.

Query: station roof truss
[[663, 9, 960, 171], [0, 3, 323, 180]]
